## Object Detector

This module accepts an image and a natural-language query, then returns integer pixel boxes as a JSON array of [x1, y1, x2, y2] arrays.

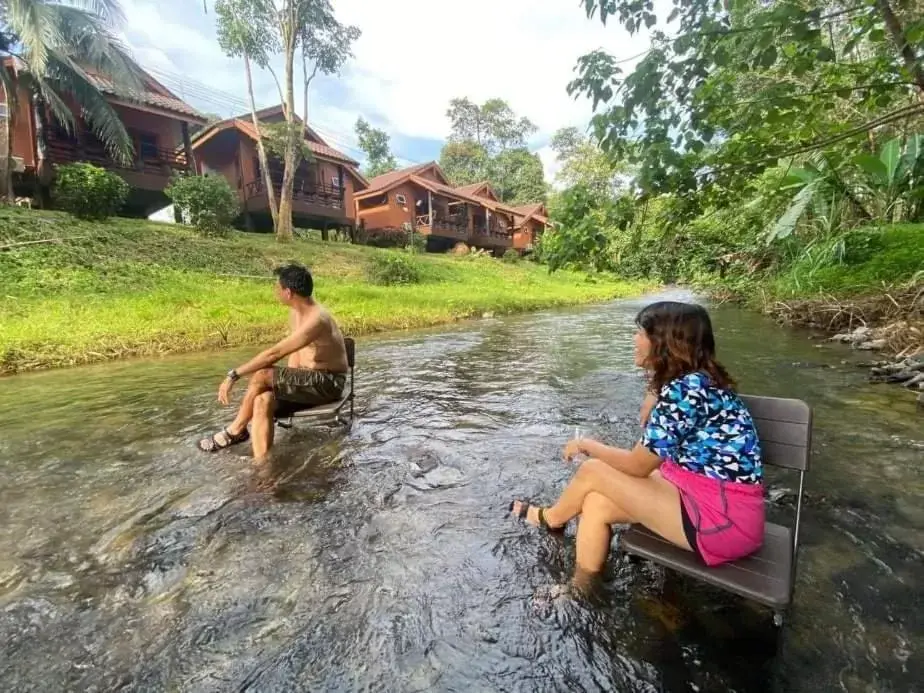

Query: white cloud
[[536, 145, 563, 190], [333, 0, 652, 142], [118, 0, 661, 167]]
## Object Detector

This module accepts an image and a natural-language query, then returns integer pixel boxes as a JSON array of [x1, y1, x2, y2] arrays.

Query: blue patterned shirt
[[641, 372, 763, 484]]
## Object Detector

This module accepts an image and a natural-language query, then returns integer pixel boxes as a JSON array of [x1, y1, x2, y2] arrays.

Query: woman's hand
[[563, 437, 588, 462]]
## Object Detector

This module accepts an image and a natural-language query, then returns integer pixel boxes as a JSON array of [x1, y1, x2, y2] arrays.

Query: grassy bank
[[0, 209, 647, 374], [721, 223, 924, 355]]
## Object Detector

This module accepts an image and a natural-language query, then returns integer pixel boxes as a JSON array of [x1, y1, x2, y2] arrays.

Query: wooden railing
[[245, 178, 344, 209], [472, 223, 513, 240], [46, 135, 189, 175], [416, 213, 470, 236]]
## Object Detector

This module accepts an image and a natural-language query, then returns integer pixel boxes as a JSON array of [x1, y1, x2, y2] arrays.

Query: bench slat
[[620, 522, 794, 608]]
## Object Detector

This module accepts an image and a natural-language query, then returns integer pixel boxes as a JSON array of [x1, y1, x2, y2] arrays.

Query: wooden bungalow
[[511, 203, 550, 252], [354, 163, 518, 253], [0, 57, 206, 216], [191, 105, 368, 233]]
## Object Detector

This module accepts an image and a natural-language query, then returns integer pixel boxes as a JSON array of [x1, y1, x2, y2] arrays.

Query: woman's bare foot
[[509, 500, 566, 531], [510, 500, 541, 526]]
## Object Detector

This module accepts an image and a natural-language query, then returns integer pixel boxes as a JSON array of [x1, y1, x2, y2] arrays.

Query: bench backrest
[[344, 336, 356, 369], [740, 394, 812, 471]]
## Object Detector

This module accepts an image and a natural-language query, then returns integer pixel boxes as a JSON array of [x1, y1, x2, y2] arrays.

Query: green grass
[[0, 208, 648, 373], [768, 223, 924, 298]]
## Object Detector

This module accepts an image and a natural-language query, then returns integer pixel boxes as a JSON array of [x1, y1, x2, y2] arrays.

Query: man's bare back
[[287, 302, 348, 373]]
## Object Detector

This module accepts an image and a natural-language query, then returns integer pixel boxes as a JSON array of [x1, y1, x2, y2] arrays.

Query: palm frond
[[5, 0, 62, 73], [46, 51, 133, 163], [28, 71, 79, 133], [50, 5, 143, 91], [62, 0, 127, 28]]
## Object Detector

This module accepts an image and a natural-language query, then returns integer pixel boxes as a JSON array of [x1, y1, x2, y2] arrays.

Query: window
[[331, 175, 341, 189], [395, 193, 407, 206], [358, 193, 388, 210], [0, 103, 7, 118], [136, 132, 159, 159]]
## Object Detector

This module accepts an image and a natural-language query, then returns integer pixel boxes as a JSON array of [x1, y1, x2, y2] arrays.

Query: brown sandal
[[509, 500, 565, 533], [198, 427, 250, 453]]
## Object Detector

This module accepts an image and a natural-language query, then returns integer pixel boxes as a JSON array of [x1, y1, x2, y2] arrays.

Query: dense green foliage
[[539, 0, 924, 309], [166, 173, 241, 236], [0, 209, 646, 373], [52, 163, 129, 220], [439, 98, 547, 205]]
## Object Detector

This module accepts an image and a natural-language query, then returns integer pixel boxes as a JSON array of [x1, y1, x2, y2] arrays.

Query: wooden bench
[[618, 394, 812, 626], [275, 336, 356, 428]]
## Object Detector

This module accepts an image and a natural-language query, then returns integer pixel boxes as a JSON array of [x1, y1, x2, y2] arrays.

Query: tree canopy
[[439, 97, 546, 205], [355, 117, 397, 178], [568, 0, 924, 197]]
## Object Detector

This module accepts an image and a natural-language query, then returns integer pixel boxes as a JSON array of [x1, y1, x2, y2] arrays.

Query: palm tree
[[0, 0, 143, 199]]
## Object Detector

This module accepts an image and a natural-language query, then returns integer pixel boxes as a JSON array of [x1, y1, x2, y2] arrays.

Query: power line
[[146, 65, 425, 167]]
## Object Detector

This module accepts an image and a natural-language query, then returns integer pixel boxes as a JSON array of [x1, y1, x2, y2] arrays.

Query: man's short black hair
[[274, 263, 314, 298]]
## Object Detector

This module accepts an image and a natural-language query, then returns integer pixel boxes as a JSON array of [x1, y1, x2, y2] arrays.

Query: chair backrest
[[344, 336, 356, 369], [740, 394, 812, 471]]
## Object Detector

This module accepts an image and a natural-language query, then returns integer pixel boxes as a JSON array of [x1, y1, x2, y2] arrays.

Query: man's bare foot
[[198, 427, 249, 453]]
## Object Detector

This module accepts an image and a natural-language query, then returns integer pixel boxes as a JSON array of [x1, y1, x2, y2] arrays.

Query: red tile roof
[[86, 72, 205, 122], [357, 164, 533, 221], [364, 163, 432, 194], [193, 118, 365, 184]]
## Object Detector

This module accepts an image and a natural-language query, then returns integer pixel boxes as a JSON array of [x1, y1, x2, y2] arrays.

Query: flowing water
[[0, 290, 921, 692]]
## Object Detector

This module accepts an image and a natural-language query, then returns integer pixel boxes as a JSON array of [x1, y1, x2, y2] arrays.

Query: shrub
[[366, 253, 421, 285], [406, 230, 426, 253], [166, 173, 240, 236], [502, 248, 520, 263], [53, 163, 129, 220], [360, 228, 408, 248]]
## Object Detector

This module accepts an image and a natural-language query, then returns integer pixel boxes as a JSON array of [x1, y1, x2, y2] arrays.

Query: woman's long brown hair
[[635, 301, 734, 393]]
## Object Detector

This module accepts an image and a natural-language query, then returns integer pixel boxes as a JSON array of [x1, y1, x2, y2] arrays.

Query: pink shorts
[[660, 460, 765, 566]]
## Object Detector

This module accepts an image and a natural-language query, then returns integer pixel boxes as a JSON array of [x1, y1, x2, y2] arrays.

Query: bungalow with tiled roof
[[355, 163, 527, 254], [455, 181, 550, 252], [191, 105, 368, 233], [510, 202, 550, 252], [0, 57, 206, 216]]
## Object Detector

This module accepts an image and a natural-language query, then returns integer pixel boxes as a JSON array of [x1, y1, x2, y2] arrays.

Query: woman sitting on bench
[[509, 300, 765, 591]]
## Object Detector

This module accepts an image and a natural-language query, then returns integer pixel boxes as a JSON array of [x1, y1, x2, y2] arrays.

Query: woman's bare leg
[[544, 459, 692, 552], [575, 492, 630, 574]]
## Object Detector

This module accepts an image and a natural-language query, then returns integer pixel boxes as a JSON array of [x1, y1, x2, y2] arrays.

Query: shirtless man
[[198, 263, 348, 459]]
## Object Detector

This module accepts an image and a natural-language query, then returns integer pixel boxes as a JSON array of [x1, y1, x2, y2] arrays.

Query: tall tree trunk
[[244, 55, 278, 230], [1, 82, 15, 202], [875, 0, 924, 96], [276, 1, 298, 242], [302, 49, 309, 131]]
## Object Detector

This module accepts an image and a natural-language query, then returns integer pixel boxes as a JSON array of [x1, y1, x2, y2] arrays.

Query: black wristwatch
[[226, 368, 240, 382]]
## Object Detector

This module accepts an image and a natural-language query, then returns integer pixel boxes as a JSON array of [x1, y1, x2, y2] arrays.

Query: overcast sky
[[120, 0, 659, 182]]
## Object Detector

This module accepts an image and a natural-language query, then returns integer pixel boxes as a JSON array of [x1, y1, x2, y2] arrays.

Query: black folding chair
[[618, 394, 812, 626], [275, 337, 356, 428]]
